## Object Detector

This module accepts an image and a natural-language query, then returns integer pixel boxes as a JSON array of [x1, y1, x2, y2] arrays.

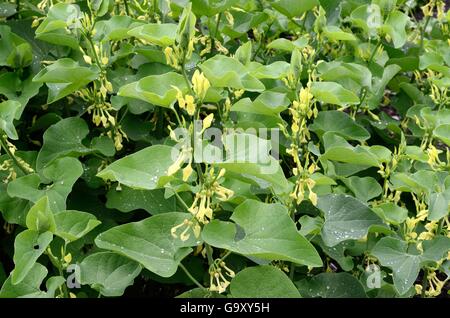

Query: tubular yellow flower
[[182, 163, 193, 182], [185, 95, 196, 116], [202, 113, 214, 131], [192, 70, 210, 100]]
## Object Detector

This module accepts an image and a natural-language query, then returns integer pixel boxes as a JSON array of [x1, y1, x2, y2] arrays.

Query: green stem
[[169, 186, 190, 211], [289, 263, 295, 281], [205, 243, 214, 266], [211, 12, 222, 54], [368, 40, 382, 64], [420, 15, 432, 53], [180, 263, 206, 290], [181, 65, 194, 96], [123, 0, 130, 16], [421, 268, 429, 298], [219, 250, 232, 262], [0, 134, 29, 175], [45, 249, 69, 298], [171, 108, 183, 127], [436, 218, 444, 235]]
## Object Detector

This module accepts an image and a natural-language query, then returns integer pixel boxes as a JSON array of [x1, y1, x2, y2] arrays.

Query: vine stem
[[180, 263, 206, 290], [420, 14, 432, 53], [168, 186, 190, 211], [181, 64, 194, 96], [0, 133, 29, 175], [421, 268, 429, 298], [123, 0, 130, 16], [368, 40, 381, 65], [211, 12, 222, 54]]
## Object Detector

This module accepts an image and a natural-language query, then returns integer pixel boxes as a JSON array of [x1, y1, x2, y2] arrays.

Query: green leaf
[[54, 210, 101, 242], [320, 133, 380, 167], [372, 237, 421, 295], [374, 202, 408, 225], [97, 145, 177, 190], [191, 0, 239, 17], [230, 266, 301, 298], [271, 0, 319, 18], [79, 252, 142, 297], [95, 212, 199, 277], [421, 236, 450, 263], [296, 272, 366, 298], [0, 73, 43, 120], [317, 194, 383, 247], [26, 196, 56, 233], [127, 24, 177, 46], [0, 100, 21, 140], [433, 124, 450, 146], [0, 25, 32, 68], [231, 91, 290, 117], [316, 238, 354, 271], [350, 4, 382, 37], [380, 10, 409, 48], [106, 187, 182, 214], [310, 82, 359, 107], [267, 37, 308, 52], [0, 3, 16, 18], [118, 72, 188, 107], [428, 192, 450, 221], [322, 26, 357, 42], [248, 61, 290, 79], [176, 287, 225, 298], [309, 110, 370, 141], [32, 58, 99, 104], [11, 230, 53, 285], [317, 61, 372, 90], [94, 16, 143, 41], [216, 133, 291, 195], [0, 263, 48, 298], [0, 183, 31, 226], [202, 199, 322, 267], [35, 3, 81, 49], [8, 157, 84, 211], [36, 117, 90, 170], [341, 176, 382, 202], [200, 55, 265, 92]]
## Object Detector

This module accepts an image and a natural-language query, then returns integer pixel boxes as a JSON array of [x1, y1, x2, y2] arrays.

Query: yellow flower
[[172, 86, 186, 109], [167, 147, 191, 176], [185, 95, 196, 116], [202, 113, 214, 131], [426, 144, 442, 168], [291, 122, 299, 133], [63, 253, 72, 264], [83, 55, 92, 64], [182, 164, 193, 181], [299, 86, 313, 105], [164, 46, 178, 68], [192, 70, 210, 100]]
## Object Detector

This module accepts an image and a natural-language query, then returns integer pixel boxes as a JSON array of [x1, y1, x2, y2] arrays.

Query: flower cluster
[[209, 260, 235, 293]]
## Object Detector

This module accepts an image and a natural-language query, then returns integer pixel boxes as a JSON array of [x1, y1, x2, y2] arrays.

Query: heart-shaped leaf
[[95, 212, 199, 277], [118, 72, 187, 107], [33, 58, 99, 104], [202, 199, 322, 267], [317, 194, 383, 247], [230, 266, 301, 298], [11, 230, 53, 285], [79, 252, 142, 297], [97, 145, 177, 190]]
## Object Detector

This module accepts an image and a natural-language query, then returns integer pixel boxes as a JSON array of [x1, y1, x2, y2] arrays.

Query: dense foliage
[[0, 0, 449, 298]]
